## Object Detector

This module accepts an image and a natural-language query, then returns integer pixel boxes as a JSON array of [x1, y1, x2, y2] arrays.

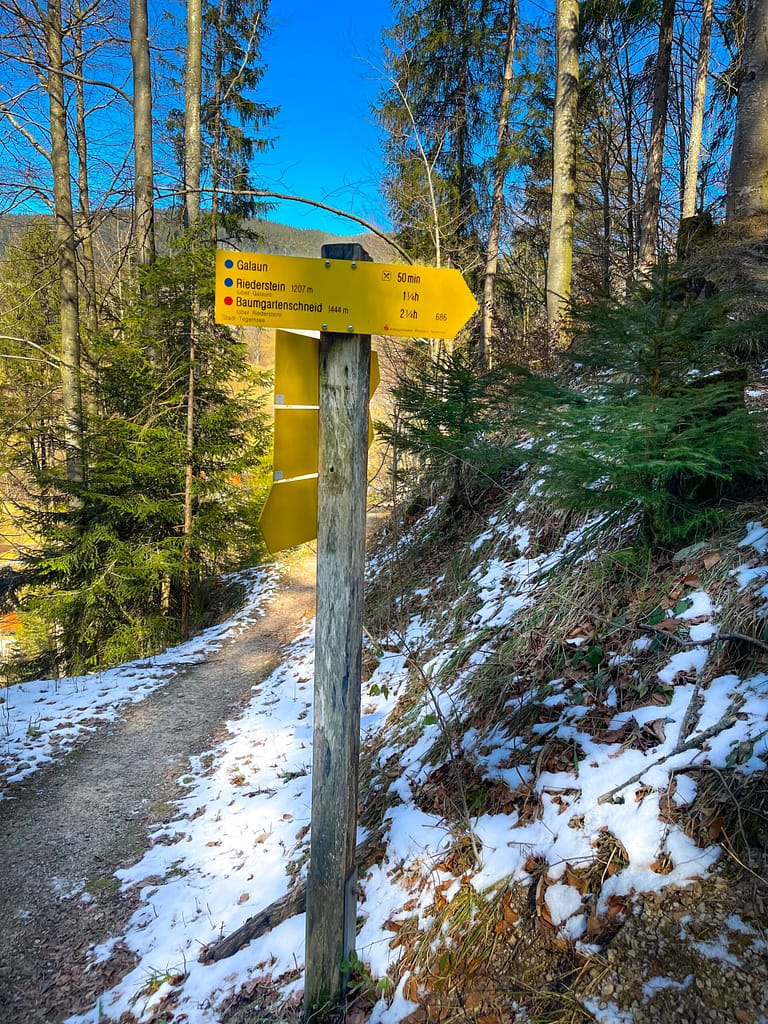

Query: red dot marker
[[224, 296, 233, 305]]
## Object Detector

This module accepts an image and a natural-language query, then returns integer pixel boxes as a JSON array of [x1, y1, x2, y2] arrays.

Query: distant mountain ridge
[[237, 218, 399, 263], [0, 212, 400, 264]]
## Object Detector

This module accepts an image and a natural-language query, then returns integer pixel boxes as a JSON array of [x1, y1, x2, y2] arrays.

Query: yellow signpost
[[257, 476, 319, 555], [258, 329, 380, 555], [215, 250, 478, 339], [217, 244, 478, 1020], [274, 328, 319, 407]]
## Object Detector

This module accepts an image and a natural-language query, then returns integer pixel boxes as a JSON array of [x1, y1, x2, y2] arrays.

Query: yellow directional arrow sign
[[259, 330, 380, 555], [259, 476, 318, 555], [215, 251, 477, 340]]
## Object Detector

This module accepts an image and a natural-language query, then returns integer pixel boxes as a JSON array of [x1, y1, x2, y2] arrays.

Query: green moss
[[84, 875, 121, 896]]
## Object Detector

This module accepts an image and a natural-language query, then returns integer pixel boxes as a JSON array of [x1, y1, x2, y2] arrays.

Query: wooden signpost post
[[215, 244, 477, 1020], [305, 243, 371, 1017]]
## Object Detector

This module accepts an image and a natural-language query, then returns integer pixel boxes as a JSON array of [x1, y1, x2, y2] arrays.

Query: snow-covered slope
[[49, 494, 768, 1024]]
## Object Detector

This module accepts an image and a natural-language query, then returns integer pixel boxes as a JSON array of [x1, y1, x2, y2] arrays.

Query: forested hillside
[[0, 0, 767, 1022], [1, 0, 767, 671]]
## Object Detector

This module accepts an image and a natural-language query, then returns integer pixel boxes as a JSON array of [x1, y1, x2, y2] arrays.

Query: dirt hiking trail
[[0, 546, 318, 1024]]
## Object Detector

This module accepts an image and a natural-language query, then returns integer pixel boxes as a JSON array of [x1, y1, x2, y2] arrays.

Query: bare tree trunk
[[595, 23, 612, 294], [637, 0, 676, 273], [130, 0, 155, 269], [181, 0, 203, 642], [209, 0, 225, 245], [674, 22, 687, 215], [617, 32, 637, 279], [726, 0, 768, 221], [181, 328, 196, 641], [45, 0, 83, 486], [546, 0, 579, 350], [599, 131, 611, 293], [184, 0, 202, 231], [480, 0, 517, 369], [682, 0, 713, 219], [73, 0, 98, 349]]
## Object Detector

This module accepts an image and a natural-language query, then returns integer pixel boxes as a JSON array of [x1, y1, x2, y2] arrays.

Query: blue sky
[[257, 0, 394, 235]]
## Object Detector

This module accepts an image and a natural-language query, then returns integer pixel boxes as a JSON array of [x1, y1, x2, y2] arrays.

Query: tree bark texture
[[617, 31, 637, 277], [46, 0, 83, 486], [73, 0, 98, 346], [184, 0, 203, 228], [209, 0, 226, 244], [304, 243, 371, 1020], [546, 0, 580, 350], [181, 0, 203, 642], [727, 0, 768, 220], [130, 0, 155, 269], [682, 0, 713, 219], [480, 0, 517, 369], [637, 0, 675, 272]]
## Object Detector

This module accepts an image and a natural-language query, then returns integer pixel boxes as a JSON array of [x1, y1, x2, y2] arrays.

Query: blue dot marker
[[225, 259, 234, 269], [224, 277, 233, 287]]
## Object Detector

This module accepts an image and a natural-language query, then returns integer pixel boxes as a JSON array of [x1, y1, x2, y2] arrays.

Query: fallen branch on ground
[[199, 836, 383, 963], [637, 623, 768, 653], [597, 697, 745, 805]]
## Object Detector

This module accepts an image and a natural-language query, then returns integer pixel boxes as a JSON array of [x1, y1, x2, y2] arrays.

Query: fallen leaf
[[401, 1010, 427, 1024], [535, 874, 554, 927], [564, 863, 587, 893], [605, 895, 628, 920], [642, 718, 668, 745], [655, 617, 681, 633], [503, 904, 519, 926], [585, 911, 604, 937], [708, 816, 725, 840], [403, 975, 421, 1003], [346, 999, 369, 1024], [650, 855, 673, 875]]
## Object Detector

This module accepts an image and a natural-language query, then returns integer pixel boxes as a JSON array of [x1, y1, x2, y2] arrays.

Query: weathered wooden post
[[304, 243, 372, 1020]]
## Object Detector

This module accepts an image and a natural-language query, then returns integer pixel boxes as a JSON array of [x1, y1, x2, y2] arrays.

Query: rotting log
[[199, 885, 306, 964], [198, 837, 383, 964]]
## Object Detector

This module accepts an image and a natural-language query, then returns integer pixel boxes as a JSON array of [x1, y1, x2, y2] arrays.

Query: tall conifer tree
[[378, 0, 508, 269], [204, 0, 275, 240]]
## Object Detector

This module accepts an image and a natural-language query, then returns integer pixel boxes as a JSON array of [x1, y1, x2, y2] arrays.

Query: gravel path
[[0, 550, 317, 1024]]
